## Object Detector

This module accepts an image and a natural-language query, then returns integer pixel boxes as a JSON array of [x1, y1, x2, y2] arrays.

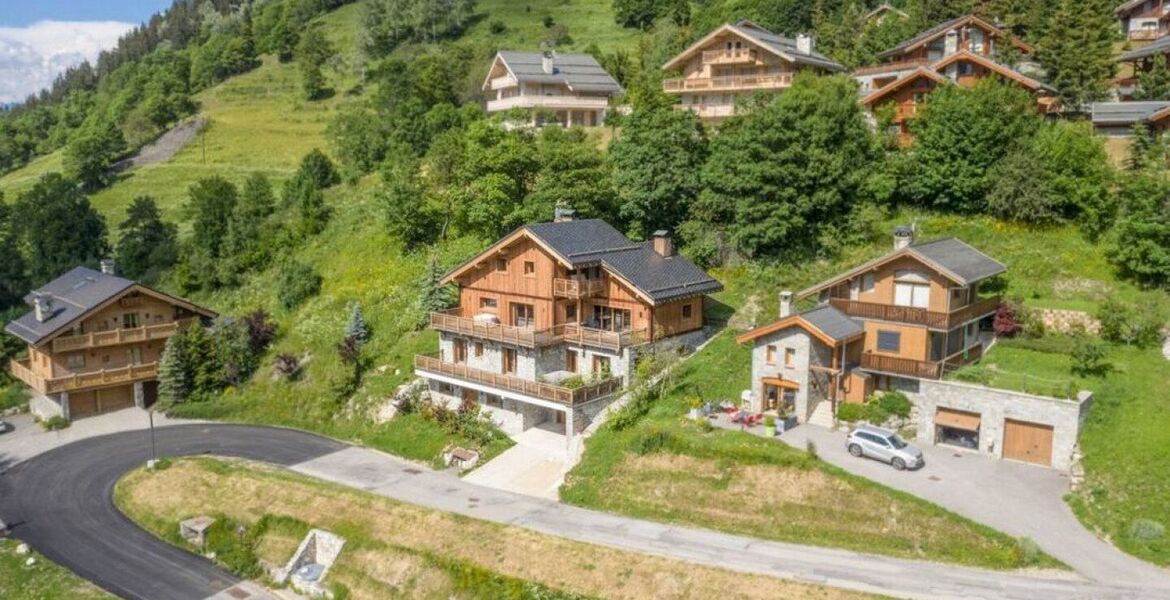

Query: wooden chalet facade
[[660, 20, 844, 121], [482, 51, 623, 127], [415, 213, 722, 441], [1116, 0, 1170, 40], [738, 228, 1004, 424], [5, 263, 216, 420]]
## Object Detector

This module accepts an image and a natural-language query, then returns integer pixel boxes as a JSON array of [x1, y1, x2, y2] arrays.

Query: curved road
[[1, 424, 1167, 600]]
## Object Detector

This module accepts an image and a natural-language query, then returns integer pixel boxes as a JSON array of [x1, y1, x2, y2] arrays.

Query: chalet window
[[453, 339, 467, 363], [66, 353, 85, 370], [480, 297, 498, 309], [592, 305, 631, 332], [592, 355, 611, 376], [503, 348, 517, 374], [474, 342, 484, 358], [877, 330, 902, 353], [784, 348, 796, 368], [565, 303, 577, 322], [861, 273, 875, 293], [495, 258, 508, 272], [485, 394, 503, 408], [511, 303, 535, 328], [682, 303, 693, 319], [523, 261, 535, 275], [566, 349, 578, 372], [127, 347, 142, 365], [894, 270, 931, 309], [122, 313, 140, 328], [766, 345, 777, 364]]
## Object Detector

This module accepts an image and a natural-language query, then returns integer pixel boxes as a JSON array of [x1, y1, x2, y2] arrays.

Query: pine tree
[[1128, 123, 1164, 172], [1136, 54, 1170, 101], [1036, 0, 1116, 112], [344, 303, 370, 345], [158, 333, 192, 404], [116, 196, 178, 281], [0, 199, 30, 310], [416, 254, 455, 327]]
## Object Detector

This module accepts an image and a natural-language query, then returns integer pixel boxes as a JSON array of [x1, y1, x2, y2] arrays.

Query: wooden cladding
[[830, 296, 1000, 330], [50, 321, 185, 353], [10, 358, 159, 394], [429, 310, 647, 352], [553, 277, 605, 299], [415, 354, 620, 406]]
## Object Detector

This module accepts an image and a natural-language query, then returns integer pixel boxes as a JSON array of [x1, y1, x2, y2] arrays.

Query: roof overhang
[[861, 67, 947, 106], [796, 245, 988, 301], [931, 50, 1051, 93], [662, 23, 797, 71], [481, 53, 519, 91], [878, 15, 1033, 60], [736, 314, 862, 347]]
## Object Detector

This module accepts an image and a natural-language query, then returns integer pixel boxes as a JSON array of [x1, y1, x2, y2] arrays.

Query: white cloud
[[0, 20, 134, 103]]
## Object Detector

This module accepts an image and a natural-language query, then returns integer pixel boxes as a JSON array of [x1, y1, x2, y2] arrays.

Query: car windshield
[[886, 435, 908, 449]]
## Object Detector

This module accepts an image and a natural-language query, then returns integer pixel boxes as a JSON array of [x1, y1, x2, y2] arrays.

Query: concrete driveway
[[777, 424, 1170, 587], [462, 426, 567, 499], [0, 408, 197, 466]]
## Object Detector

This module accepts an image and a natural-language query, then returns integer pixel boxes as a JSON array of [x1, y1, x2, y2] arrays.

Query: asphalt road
[[0, 424, 344, 600]]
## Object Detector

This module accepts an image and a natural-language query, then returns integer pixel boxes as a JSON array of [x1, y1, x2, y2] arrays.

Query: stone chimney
[[893, 225, 915, 251], [100, 258, 116, 275], [796, 33, 814, 55], [779, 291, 793, 318], [554, 207, 576, 223], [542, 51, 555, 74], [652, 230, 673, 257], [33, 293, 53, 323]]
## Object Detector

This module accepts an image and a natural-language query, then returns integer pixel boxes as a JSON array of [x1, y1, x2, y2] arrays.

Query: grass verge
[[0, 539, 110, 599], [115, 457, 871, 599]]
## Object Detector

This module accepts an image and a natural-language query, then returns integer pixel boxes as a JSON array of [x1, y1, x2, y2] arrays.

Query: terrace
[[414, 354, 621, 406]]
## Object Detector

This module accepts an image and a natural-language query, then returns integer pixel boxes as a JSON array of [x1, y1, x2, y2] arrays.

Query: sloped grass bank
[[0, 539, 110, 599], [115, 457, 870, 600]]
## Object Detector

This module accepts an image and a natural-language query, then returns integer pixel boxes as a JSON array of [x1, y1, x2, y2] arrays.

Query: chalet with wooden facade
[[482, 51, 623, 127], [5, 262, 216, 421], [1116, 0, 1170, 40], [737, 227, 1004, 427], [853, 15, 1056, 141], [1116, 36, 1170, 99], [660, 20, 844, 121], [864, 3, 908, 25], [415, 213, 721, 442]]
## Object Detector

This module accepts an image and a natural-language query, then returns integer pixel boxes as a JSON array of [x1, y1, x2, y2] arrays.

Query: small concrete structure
[[179, 516, 215, 548], [444, 446, 480, 470], [273, 529, 345, 598]]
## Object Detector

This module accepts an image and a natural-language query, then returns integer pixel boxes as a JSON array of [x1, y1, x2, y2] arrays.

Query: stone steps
[[807, 400, 835, 428]]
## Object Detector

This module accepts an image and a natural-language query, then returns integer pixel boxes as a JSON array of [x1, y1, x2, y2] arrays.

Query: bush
[[1097, 299, 1163, 348], [203, 517, 262, 578], [836, 402, 866, 423], [992, 301, 1021, 337], [489, 20, 507, 34], [1070, 336, 1109, 377], [1015, 537, 1042, 566], [875, 391, 912, 418], [0, 383, 26, 411], [1129, 519, 1166, 541], [276, 260, 322, 310], [630, 427, 676, 455], [608, 384, 657, 431], [41, 415, 70, 430]]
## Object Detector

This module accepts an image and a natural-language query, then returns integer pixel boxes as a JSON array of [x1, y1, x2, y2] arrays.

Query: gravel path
[[115, 117, 206, 171]]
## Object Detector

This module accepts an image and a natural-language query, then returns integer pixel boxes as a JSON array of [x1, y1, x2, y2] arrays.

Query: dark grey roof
[[1091, 101, 1170, 125], [4, 267, 134, 345], [1117, 0, 1150, 15], [1118, 36, 1170, 61], [733, 21, 845, 72], [496, 51, 623, 94], [799, 305, 863, 342], [909, 238, 1006, 285], [524, 219, 723, 304], [877, 15, 969, 60]]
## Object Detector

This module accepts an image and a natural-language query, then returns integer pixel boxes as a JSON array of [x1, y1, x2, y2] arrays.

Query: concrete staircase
[[807, 400, 835, 429]]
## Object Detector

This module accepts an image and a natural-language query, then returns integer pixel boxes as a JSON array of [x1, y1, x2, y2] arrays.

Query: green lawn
[[562, 329, 1062, 570], [0, 539, 110, 599], [462, 0, 640, 55]]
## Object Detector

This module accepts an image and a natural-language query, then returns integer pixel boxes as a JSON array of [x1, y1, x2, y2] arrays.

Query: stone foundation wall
[[29, 392, 66, 421]]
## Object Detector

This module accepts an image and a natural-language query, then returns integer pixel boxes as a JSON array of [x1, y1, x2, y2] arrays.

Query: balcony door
[[511, 302, 535, 328], [893, 270, 931, 309]]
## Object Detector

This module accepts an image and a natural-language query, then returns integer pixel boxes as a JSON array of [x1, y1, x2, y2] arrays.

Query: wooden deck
[[829, 296, 1000, 330], [10, 358, 159, 394], [414, 354, 621, 406], [429, 310, 646, 352], [50, 321, 188, 353], [859, 344, 985, 380]]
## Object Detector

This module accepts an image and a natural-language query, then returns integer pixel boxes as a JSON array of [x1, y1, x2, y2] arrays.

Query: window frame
[[876, 330, 902, 353], [784, 347, 796, 368], [523, 260, 536, 276], [682, 303, 693, 319], [495, 258, 508, 273], [766, 345, 777, 364], [479, 297, 498, 310]]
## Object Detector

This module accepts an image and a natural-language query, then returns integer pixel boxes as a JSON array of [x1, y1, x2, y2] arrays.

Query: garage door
[[67, 385, 135, 418], [1003, 419, 1054, 466]]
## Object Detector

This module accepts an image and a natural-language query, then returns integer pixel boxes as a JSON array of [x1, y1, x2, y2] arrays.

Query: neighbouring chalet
[[1090, 100, 1170, 135], [864, 3, 909, 25], [1116, 36, 1170, 99], [660, 20, 844, 121], [482, 51, 623, 127], [738, 227, 1003, 429], [853, 15, 1056, 141], [5, 262, 216, 421], [414, 212, 722, 443], [1116, 0, 1170, 41]]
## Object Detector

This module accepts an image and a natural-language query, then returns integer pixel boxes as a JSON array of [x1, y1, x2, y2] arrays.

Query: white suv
[[847, 425, 924, 470]]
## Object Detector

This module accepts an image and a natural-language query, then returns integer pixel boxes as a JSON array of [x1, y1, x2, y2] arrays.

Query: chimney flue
[[796, 33, 814, 55], [542, 51, 555, 74], [33, 293, 52, 323], [779, 291, 793, 318], [554, 207, 576, 223], [100, 258, 116, 275], [893, 225, 914, 251], [652, 230, 673, 257]]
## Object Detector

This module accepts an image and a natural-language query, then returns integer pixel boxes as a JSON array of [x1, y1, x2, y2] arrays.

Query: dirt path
[[115, 117, 207, 171]]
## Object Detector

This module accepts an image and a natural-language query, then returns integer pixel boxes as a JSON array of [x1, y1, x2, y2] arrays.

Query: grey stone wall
[[29, 392, 66, 421], [747, 327, 831, 421], [906, 378, 1091, 471]]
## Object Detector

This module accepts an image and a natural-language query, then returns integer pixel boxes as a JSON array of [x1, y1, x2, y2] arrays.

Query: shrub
[[836, 402, 866, 423], [630, 427, 676, 455], [954, 366, 993, 385], [273, 353, 302, 379], [203, 517, 262, 578], [805, 439, 818, 459], [608, 384, 657, 431], [41, 415, 70, 430], [489, 20, 507, 34], [1015, 537, 1042, 566], [1097, 299, 1164, 348], [992, 301, 1021, 337], [1130, 519, 1166, 541], [0, 383, 26, 411], [763, 415, 776, 428], [276, 260, 322, 310], [875, 391, 912, 418], [1070, 336, 1109, 377]]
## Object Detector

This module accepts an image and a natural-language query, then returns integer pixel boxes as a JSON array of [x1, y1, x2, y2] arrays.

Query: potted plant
[[687, 396, 702, 419], [764, 416, 777, 437]]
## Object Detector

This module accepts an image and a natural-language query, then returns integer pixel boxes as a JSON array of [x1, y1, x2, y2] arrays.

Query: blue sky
[[2, 0, 173, 28]]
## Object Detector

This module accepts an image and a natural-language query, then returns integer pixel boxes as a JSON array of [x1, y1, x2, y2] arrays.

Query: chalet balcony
[[486, 94, 610, 112], [662, 73, 793, 93], [1127, 29, 1160, 41], [853, 59, 932, 77], [702, 48, 759, 64], [50, 321, 187, 353], [429, 310, 647, 351], [553, 277, 605, 299], [859, 344, 983, 380], [10, 358, 159, 395], [828, 296, 1000, 330], [674, 103, 736, 119], [414, 354, 621, 406]]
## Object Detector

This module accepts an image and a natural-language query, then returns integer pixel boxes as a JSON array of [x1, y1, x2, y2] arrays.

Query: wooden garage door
[[1003, 419, 1054, 466], [68, 385, 134, 418]]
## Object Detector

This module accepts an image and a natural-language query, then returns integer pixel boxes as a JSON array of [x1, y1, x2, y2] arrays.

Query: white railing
[[675, 104, 736, 118], [486, 95, 611, 112], [662, 74, 793, 92]]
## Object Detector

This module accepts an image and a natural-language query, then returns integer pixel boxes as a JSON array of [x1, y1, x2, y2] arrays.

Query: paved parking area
[[461, 426, 567, 499], [0, 408, 197, 467]]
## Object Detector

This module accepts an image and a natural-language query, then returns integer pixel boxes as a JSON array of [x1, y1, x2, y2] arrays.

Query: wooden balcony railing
[[553, 277, 605, 299], [853, 58, 932, 77], [429, 310, 647, 351], [828, 296, 1000, 330], [414, 354, 621, 406], [51, 321, 184, 353], [9, 358, 159, 394], [662, 74, 793, 93], [702, 48, 759, 64], [860, 353, 943, 379]]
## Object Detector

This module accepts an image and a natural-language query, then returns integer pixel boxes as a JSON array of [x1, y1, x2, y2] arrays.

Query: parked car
[[847, 425, 923, 470], [0, 420, 11, 435]]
